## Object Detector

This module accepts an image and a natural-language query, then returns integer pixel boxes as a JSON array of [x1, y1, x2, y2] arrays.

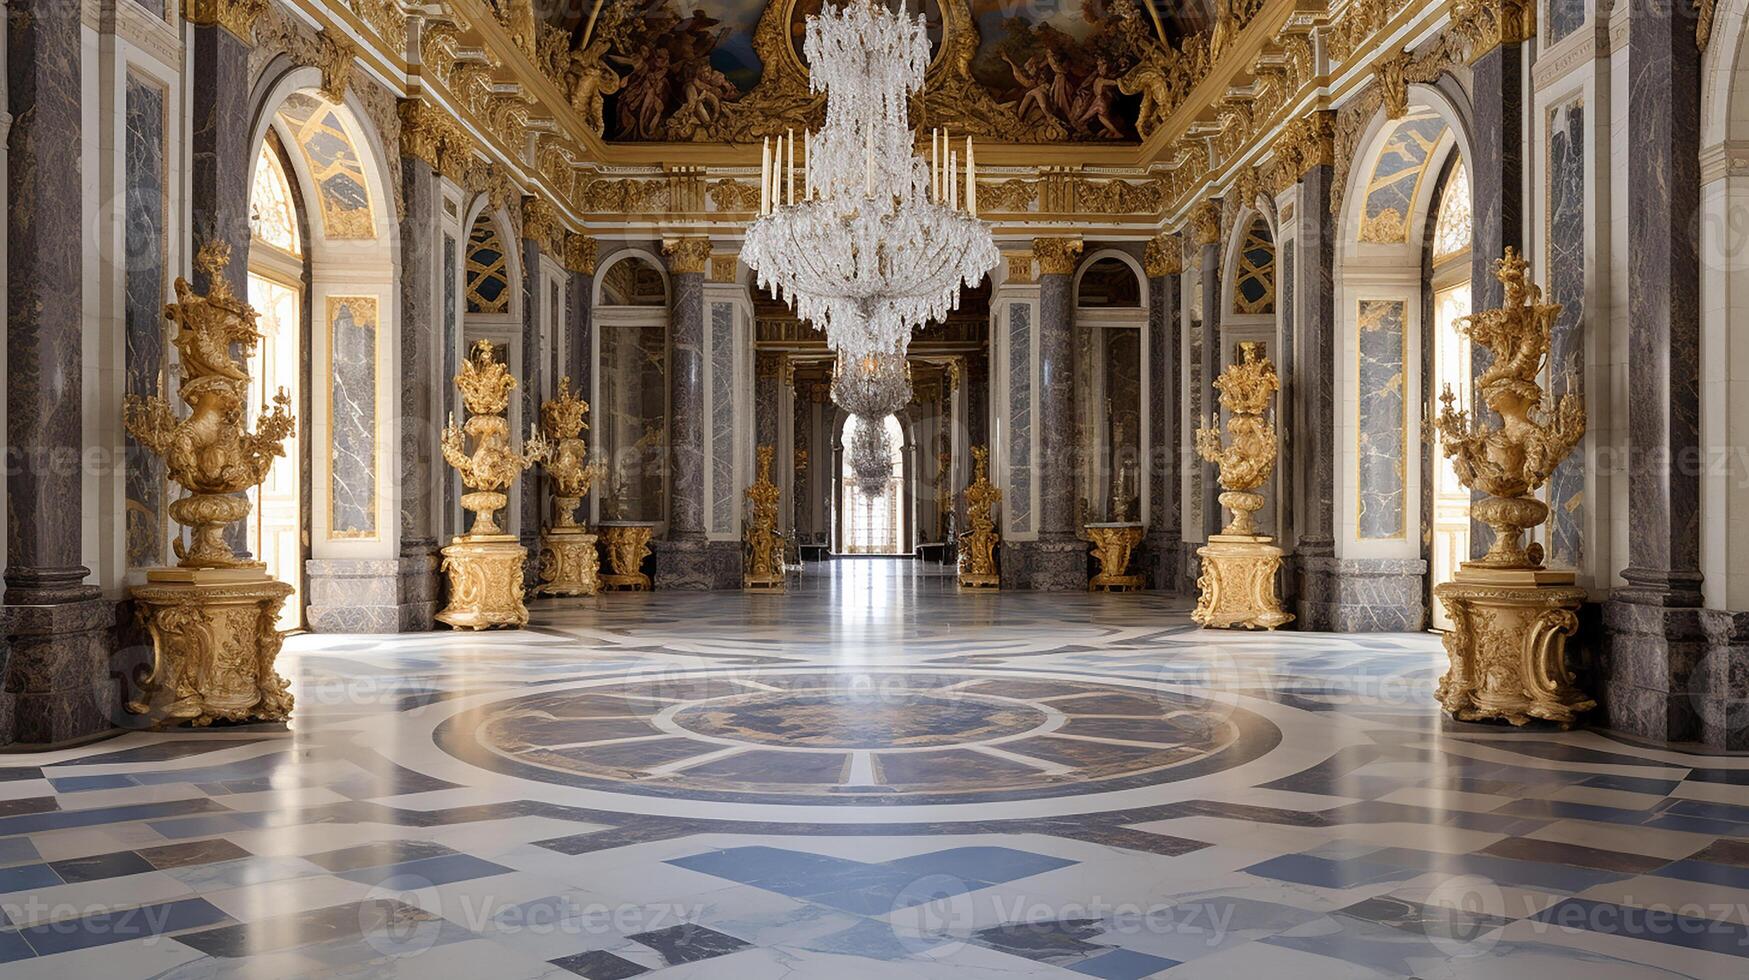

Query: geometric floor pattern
[[2, 559, 1747, 977]]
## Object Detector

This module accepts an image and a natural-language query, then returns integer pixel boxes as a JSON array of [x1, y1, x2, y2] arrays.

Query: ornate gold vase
[[1193, 343, 1293, 630], [535, 378, 602, 598], [122, 242, 298, 727], [437, 341, 549, 629], [958, 446, 1002, 589], [744, 445, 785, 590], [1433, 250, 1592, 726]]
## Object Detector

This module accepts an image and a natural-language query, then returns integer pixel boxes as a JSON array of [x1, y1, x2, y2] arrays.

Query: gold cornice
[[1451, 0, 1537, 64], [1144, 234, 1183, 277], [183, 0, 265, 41], [1031, 238, 1084, 276], [662, 237, 713, 275]]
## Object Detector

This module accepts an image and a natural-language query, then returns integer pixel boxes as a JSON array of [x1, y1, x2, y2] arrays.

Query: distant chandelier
[[831, 349, 912, 418], [740, 0, 998, 361], [849, 415, 896, 496]]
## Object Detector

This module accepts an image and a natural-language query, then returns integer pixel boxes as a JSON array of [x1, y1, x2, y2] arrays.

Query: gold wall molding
[[1031, 237, 1085, 276], [562, 232, 597, 276], [1450, 0, 1537, 64], [1190, 200, 1223, 246], [1271, 111, 1337, 194], [522, 197, 562, 254], [183, 0, 266, 41], [1144, 234, 1183, 277], [708, 178, 761, 213], [251, 4, 354, 102], [663, 236, 714, 275], [1700, 0, 1719, 51]]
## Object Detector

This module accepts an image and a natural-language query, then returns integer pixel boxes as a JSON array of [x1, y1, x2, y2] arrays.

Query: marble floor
[[3, 559, 1748, 978]]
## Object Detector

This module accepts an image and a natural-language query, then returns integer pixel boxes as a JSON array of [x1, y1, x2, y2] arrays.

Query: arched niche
[[1073, 248, 1148, 526], [590, 247, 672, 529], [1218, 210, 1281, 535], [456, 202, 525, 536]]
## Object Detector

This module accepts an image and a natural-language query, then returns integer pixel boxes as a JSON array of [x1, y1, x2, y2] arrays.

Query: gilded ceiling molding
[[662, 237, 714, 275], [977, 179, 1039, 214], [250, 4, 355, 103], [1190, 200, 1223, 247], [1450, 0, 1537, 64], [707, 179, 761, 213], [1144, 234, 1183, 277], [183, 0, 266, 41], [563, 232, 598, 276], [578, 176, 671, 214], [1031, 238, 1084, 276], [1326, 0, 1412, 65], [350, 0, 407, 54], [923, 0, 1064, 141]]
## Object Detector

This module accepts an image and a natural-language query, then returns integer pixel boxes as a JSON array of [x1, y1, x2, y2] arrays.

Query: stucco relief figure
[[562, 38, 624, 137], [597, 0, 747, 141]]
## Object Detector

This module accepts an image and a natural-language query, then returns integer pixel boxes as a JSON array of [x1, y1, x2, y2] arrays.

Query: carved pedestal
[[1434, 566, 1593, 727], [537, 530, 599, 597], [958, 526, 1000, 589], [599, 522, 655, 591], [1086, 522, 1144, 592], [129, 569, 295, 727], [437, 534, 529, 629], [1193, 535, 1294, 630]]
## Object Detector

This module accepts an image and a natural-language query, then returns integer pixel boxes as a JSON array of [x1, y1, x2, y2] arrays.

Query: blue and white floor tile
[[1, 559, 1746, 977]]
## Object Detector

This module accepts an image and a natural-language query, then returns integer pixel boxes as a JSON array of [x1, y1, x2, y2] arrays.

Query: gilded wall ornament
[[563, 232, 598, 276], [1433, 250, 1592, 727], [663, 236, 713, 275], [744, 445, 785, 590], [1031, 237, 1084, 276], [1143, 234, 1183, 277], [1450, 0, 1538, 64], [958, 446, 1002, 589], [1375, 52, 1412, 120], [1085, 523, 1145, 592], [183, 0, 267, 41], [1189, 200, 1222, 247]]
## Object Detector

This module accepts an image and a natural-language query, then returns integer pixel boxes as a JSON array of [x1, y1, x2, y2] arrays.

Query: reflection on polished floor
[[1, 559, 1746, 978]]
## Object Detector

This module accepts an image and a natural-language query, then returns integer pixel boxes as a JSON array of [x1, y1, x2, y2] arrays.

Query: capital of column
[[183, 0, 267, 41], [662, 237, 713, 275], [1452, 0, 1537, 65], [1143, 234, 1183, 277], [399, 99, 473, 183], [522, 196, 562, 255], [1272, 111, 1337, 196], [1189, 200, 1222, 247], [1031, 237, 1083, 276], [563, 232, 598, 275]]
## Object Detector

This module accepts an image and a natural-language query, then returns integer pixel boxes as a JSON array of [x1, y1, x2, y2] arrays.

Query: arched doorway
[[839, 413, 908, 555], [1073, 252, 1147, 527], [591, 249, 671, 527]]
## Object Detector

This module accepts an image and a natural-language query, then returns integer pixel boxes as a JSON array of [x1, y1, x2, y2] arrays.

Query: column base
[[654, 536, 712, 591], [306, 556, 440, 633], [1, 598, 116, 747], [1599, 598, 1740, 746], [710, 539, 746, 591], [1030, 536, 1089, 592], [1297, 556, 1427, 631]]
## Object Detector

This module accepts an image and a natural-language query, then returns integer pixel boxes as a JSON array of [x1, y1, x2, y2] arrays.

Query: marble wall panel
[[1547, 100, 1586, 569], [125, 73, 168, 568], [1357, 299, 1406, 539], [1007, 303, 1032, 534], [1547, 0, 1586, 44], [442, 233, 459, 538], [329, 296, 379, 538], [710, 302, 735, 535]]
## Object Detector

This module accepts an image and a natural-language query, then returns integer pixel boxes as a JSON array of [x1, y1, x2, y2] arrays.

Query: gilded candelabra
[[437, 340, 550, 628], [1192, 343, 1293, 629], [1433, 249, 1591, 726], [958, 446, 1002, 589], [121, 241, 297, 726], [535, 377, 602, 598], [743, 445, 785, 590]]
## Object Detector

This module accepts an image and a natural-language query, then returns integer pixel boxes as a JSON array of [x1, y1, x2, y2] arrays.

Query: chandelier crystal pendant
[[830, 348, 913, 418], [740, 0, 998, 360], [849, 415, 896, 496]]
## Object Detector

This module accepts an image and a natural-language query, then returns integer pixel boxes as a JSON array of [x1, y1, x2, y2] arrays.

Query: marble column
[[1030, 238, 1087, 591], [1144, 236, 1183, 591], [519, 235, 547, 591], [564, 233, 596, 518], [3, 0, 110, 745], [1468, 40, 1525, 313], [1191, 204, 1225, 544], [1605, 3, 1719, 744], [187, 6, 257, 292], [655, 238, 713, 589]]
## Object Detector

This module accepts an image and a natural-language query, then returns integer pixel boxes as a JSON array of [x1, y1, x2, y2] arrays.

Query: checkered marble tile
[[0, 560, 1746, 977]]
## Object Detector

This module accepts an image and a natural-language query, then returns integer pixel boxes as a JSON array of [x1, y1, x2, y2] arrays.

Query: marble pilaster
[[3, 0, 110, 744], [1144, 269, 1182, 592], [519, 237, 547, 591], [188, 19, 252, 293], [1032, 241, 1087, 592], [1291, 164, 1339, 629], [655, 239, 712, 589], [1605, 2, 1717, 743], [1198, 238, 1224, 544]]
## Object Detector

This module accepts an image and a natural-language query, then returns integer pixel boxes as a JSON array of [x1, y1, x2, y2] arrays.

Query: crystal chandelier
[[848, 415, 895, 496], [740, 0, 998, 360], [831, 348, 912, 418]]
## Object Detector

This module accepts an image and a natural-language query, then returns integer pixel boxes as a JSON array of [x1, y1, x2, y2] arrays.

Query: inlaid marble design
[[1360, 113, 1448, 244], [5, 560, 1749, 978], [1357, 299, 1407, 539], [1547, 100, 1586, 569], [274, 93, 374, 239], [710, 301, 735, 536], [1006, 302, 1032, 534], [328, 295, 379, 538], [124, 73, 167, 568]]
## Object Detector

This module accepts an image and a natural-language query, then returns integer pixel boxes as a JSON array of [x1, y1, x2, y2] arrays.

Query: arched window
[[1233, 219, 1275, 316], [1075, 256, 1141, 308], [250, 143, 300, 257], [599, 254, 669, 306], [842, 414, 907, 554], [1433, 162, 1473, 262], [465, 214, 510, 314]]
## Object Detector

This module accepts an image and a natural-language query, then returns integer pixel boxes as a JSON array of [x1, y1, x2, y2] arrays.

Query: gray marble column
[[1031, 238, 1088, 591], [3, 0, 110, 745], [187, 15, 254, 292], [655, 238, 712, 589], [1144, 238, 1183, 592], [1605, 3, 1718, 744], [1195, 209, 1225, 544], [567, 243, 594, 518], [519, 236, 547, 591], [1468, 42, 1525, 313], [1294, 162, 1339, 628]]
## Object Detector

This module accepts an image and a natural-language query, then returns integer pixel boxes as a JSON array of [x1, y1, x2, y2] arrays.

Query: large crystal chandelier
[[848, 415, 896, 496], [830, 349, 912, 418], [741, 0, 998, 360]]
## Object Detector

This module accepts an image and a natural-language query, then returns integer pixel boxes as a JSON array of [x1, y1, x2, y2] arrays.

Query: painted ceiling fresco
[[548, 0, 1216, 143]]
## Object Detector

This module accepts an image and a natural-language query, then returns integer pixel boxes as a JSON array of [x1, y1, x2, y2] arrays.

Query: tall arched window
[[1429, 162, 1473, 630]]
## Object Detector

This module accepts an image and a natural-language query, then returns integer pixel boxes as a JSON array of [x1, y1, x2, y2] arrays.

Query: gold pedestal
[[1193, 534, 1294, 630], [1434, 565, 1592, 727], [437, 534, 529, 629], [599, 524, 654, 591], [957, 524, 1000, 589], [537, 530, 599, 597], [1086, 523, 1144, 592], [129, 569, 295, 727]]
